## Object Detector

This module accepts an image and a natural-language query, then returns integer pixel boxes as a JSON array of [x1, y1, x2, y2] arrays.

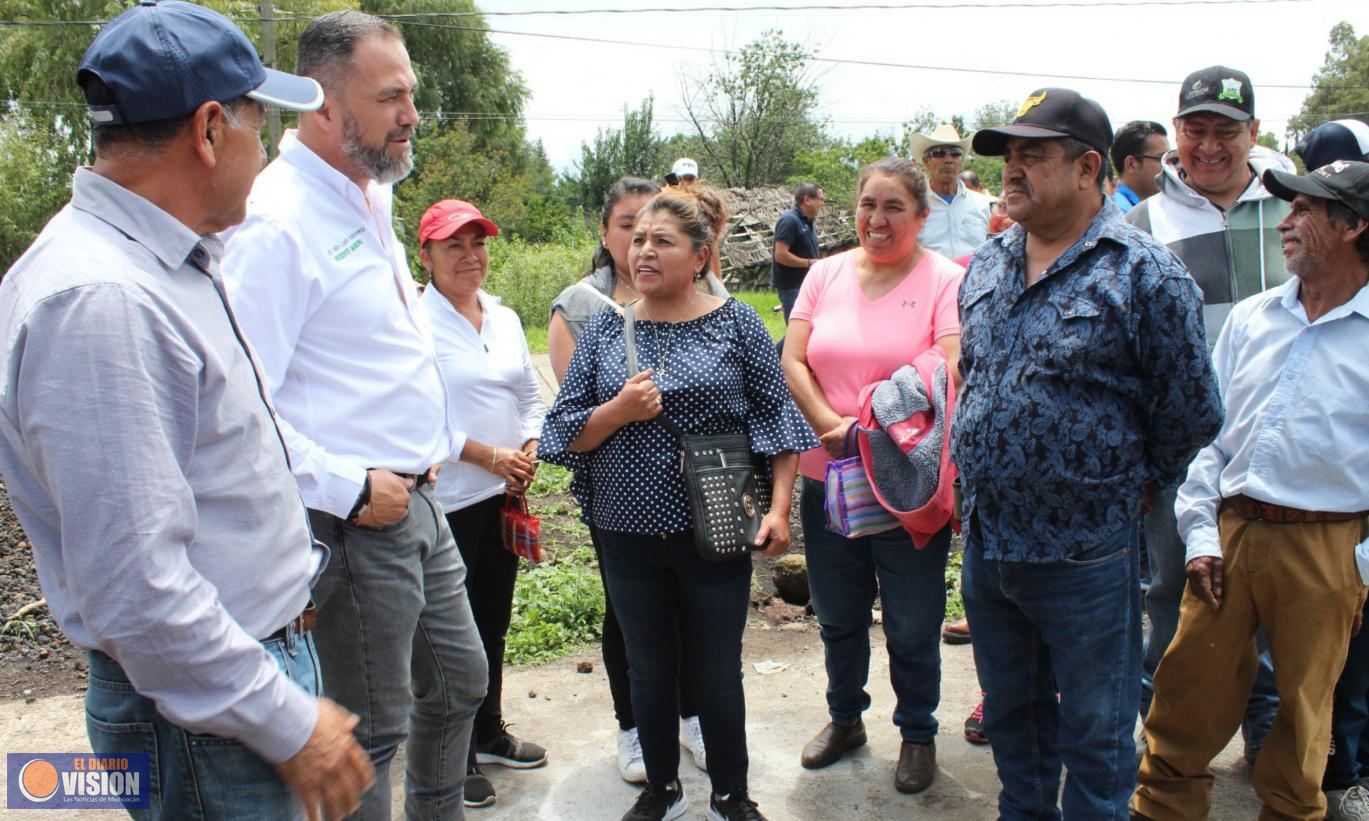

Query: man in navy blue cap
[[0, 2, 374, 818], [953, 87, 1221, 820]]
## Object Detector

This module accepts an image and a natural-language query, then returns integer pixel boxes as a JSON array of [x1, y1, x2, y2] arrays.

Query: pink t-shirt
[[790, 248, 965, 480]]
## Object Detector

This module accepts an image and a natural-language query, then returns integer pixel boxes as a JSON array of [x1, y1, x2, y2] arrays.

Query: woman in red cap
[[416, 199, 548, 809]]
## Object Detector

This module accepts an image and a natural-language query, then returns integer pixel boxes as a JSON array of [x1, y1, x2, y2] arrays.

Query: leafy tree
[[680, 30, 825, 188], [0, 113, 76, 268], [568, 97, 664, 216], [789, 134, 898, 210], [1290, 22, 1369, 139]]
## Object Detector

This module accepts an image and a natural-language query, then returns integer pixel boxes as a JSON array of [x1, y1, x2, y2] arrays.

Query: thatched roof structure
[[717, 186, 856, 289]]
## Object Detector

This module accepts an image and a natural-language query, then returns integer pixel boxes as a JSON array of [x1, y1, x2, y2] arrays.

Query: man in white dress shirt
[[910, 123, 990, 259], [222, 11, 486, 820], [1134, 161, 1369, 821]]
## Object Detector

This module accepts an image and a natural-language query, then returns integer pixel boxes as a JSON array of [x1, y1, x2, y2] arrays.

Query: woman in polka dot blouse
[[541, 186, 819, 821], [781, 157, 965, 795]]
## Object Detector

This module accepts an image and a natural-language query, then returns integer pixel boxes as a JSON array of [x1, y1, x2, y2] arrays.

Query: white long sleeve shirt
[[1177, 278, 1369, 563], [918, 181, 991, 259], [420, 287, 546, 512], [0, 170, 318, 763], [222, 132, 459, 517]]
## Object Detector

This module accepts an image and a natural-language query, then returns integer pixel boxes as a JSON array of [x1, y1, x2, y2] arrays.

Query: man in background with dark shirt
[[772, 182, 824, 321]]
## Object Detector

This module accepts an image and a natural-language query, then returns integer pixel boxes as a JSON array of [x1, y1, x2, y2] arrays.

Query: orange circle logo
[[18, 758, 59, 802]]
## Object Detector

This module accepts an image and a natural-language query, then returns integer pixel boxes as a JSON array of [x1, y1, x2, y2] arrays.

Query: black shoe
[[708, 790, 768, 821], [621, 779, 687, 821], [463, 764, 496, 808], [476, 722, 549, 769]]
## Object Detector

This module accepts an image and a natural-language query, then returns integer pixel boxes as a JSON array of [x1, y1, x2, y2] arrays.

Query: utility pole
[[260, 0, 282, 158]]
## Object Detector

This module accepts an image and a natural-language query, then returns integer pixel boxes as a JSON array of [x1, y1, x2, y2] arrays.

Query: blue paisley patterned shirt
[[952, 201, 1222, 562]]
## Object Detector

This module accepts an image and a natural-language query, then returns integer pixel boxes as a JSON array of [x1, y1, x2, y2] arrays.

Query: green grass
[[945, 549, 965, 621], [734, 290, 786, 342], [504, 463, 605, 665]]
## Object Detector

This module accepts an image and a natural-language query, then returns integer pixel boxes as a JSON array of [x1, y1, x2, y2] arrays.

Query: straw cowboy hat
[[907, 123, 976, 159]]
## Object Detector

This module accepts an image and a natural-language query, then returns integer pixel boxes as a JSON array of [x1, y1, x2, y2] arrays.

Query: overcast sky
[[474, 0, 1369, 175]]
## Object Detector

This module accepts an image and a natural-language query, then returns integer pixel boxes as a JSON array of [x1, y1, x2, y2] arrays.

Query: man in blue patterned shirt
[[952, 88, 1222, 820]]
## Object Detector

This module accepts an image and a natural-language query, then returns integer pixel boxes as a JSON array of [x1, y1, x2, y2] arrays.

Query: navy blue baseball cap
[[78, 0, 323, 126], [1295, 120, 1369, 172]]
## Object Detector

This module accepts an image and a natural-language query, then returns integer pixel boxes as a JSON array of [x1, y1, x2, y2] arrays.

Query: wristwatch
[[348, 472, 373, 521]]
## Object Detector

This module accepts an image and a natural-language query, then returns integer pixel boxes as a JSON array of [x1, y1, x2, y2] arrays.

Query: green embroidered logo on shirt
[[329, 228, 365, 262]]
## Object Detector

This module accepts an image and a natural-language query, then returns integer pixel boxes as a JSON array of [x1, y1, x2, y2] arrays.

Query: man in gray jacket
[[1126, 64, 1291, 761]]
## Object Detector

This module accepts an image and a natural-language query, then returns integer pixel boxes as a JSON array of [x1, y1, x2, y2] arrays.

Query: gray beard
[[341, 112, 413, 185]]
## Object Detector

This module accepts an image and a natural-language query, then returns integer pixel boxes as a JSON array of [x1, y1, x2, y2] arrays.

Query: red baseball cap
[[418, 199, 500, 245]]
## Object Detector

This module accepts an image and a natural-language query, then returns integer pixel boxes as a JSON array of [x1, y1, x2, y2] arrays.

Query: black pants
[[591, 522, 698, 729], [597, 529, 752, 793], [447, 494, 519, 750]]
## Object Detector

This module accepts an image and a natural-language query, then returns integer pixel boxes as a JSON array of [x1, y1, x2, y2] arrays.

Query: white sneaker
[[679, 715, 708, 772], [1328, 784, 1369, 821], [617, 728, 647, 784]]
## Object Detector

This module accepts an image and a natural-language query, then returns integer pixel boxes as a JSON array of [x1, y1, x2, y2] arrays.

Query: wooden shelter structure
[[716, 186, 856, 290]]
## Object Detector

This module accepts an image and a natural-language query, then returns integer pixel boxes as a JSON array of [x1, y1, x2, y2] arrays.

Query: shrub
[[484, 235, 597, 333]]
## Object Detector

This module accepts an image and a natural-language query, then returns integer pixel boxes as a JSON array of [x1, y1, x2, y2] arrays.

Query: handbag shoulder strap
[[624, 301, 687, 442]]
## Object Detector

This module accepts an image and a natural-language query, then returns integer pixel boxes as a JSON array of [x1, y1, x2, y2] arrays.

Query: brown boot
[[942, 617, 971, 645], [800, 720, 867, 769], [895, 740, 936, 793]]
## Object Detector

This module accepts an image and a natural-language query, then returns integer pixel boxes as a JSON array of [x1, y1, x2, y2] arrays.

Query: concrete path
[[0, 623, 1261, 820]]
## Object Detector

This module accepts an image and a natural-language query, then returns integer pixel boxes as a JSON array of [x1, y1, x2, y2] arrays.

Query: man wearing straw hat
[[911, 123, 991, 258]]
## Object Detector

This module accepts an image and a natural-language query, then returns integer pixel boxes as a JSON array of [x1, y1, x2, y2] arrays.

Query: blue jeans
[[1141, 484, 1277, 748], [963, 516, 1142, 821], [776, 287, 801, 322], [1326, 606, 1369, 791], [309, 485, 487, 821], [597, 529, 752, 795], [84, 627, 317, 820], [800, 478, 948, 742]]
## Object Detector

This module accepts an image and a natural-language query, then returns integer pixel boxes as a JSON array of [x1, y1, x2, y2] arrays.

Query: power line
[[0, 0, 1316, 27]]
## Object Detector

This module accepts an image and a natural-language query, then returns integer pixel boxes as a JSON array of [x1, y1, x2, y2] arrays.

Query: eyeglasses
[[926, 147, 964, 159]]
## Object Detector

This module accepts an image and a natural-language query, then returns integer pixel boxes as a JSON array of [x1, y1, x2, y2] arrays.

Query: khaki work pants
[[1133, 507, 1367, 821]]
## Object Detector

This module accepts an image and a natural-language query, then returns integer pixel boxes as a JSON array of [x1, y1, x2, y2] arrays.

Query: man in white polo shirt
[[222, 11, 486, 820]]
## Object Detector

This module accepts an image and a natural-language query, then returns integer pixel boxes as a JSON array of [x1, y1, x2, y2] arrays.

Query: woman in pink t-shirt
[[781, 157, 964, 794]]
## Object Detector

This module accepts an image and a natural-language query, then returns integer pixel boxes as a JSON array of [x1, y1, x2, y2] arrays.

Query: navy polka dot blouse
[[540, 298, 819, 535]]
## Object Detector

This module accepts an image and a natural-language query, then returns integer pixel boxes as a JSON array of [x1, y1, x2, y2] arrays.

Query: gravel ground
[[0, 481, 86, 702]]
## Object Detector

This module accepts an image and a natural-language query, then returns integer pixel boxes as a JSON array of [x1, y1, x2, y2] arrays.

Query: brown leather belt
[[1224, 494, 1368, 525], [265, 603, 317, 642]]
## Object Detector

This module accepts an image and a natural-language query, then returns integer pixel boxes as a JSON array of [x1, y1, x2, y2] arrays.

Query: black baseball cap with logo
[[972, 88, 1114, 157], [1263, 161, 1369, 222], [1176, 66, 1255, 122]]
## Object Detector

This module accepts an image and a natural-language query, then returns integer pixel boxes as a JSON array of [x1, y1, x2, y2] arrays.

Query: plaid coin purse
[[500, 492, 543, 564]]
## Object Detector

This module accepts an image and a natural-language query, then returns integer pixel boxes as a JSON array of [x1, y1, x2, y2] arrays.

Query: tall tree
[[1290, 22, 1369, 139], [569, 97, 664, 216], [680, 30, 824, 188]]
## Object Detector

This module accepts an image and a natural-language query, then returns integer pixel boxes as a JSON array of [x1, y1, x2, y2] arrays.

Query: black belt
[[264, 603, 317, 642], [396, 471, 431, 490]]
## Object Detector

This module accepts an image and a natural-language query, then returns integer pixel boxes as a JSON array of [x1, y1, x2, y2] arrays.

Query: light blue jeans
[[309, 485, 487, 821], [85, 627, 317, 820]]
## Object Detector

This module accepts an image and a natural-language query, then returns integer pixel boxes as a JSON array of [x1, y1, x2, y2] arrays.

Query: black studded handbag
[[624, 303, 772, 561]]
